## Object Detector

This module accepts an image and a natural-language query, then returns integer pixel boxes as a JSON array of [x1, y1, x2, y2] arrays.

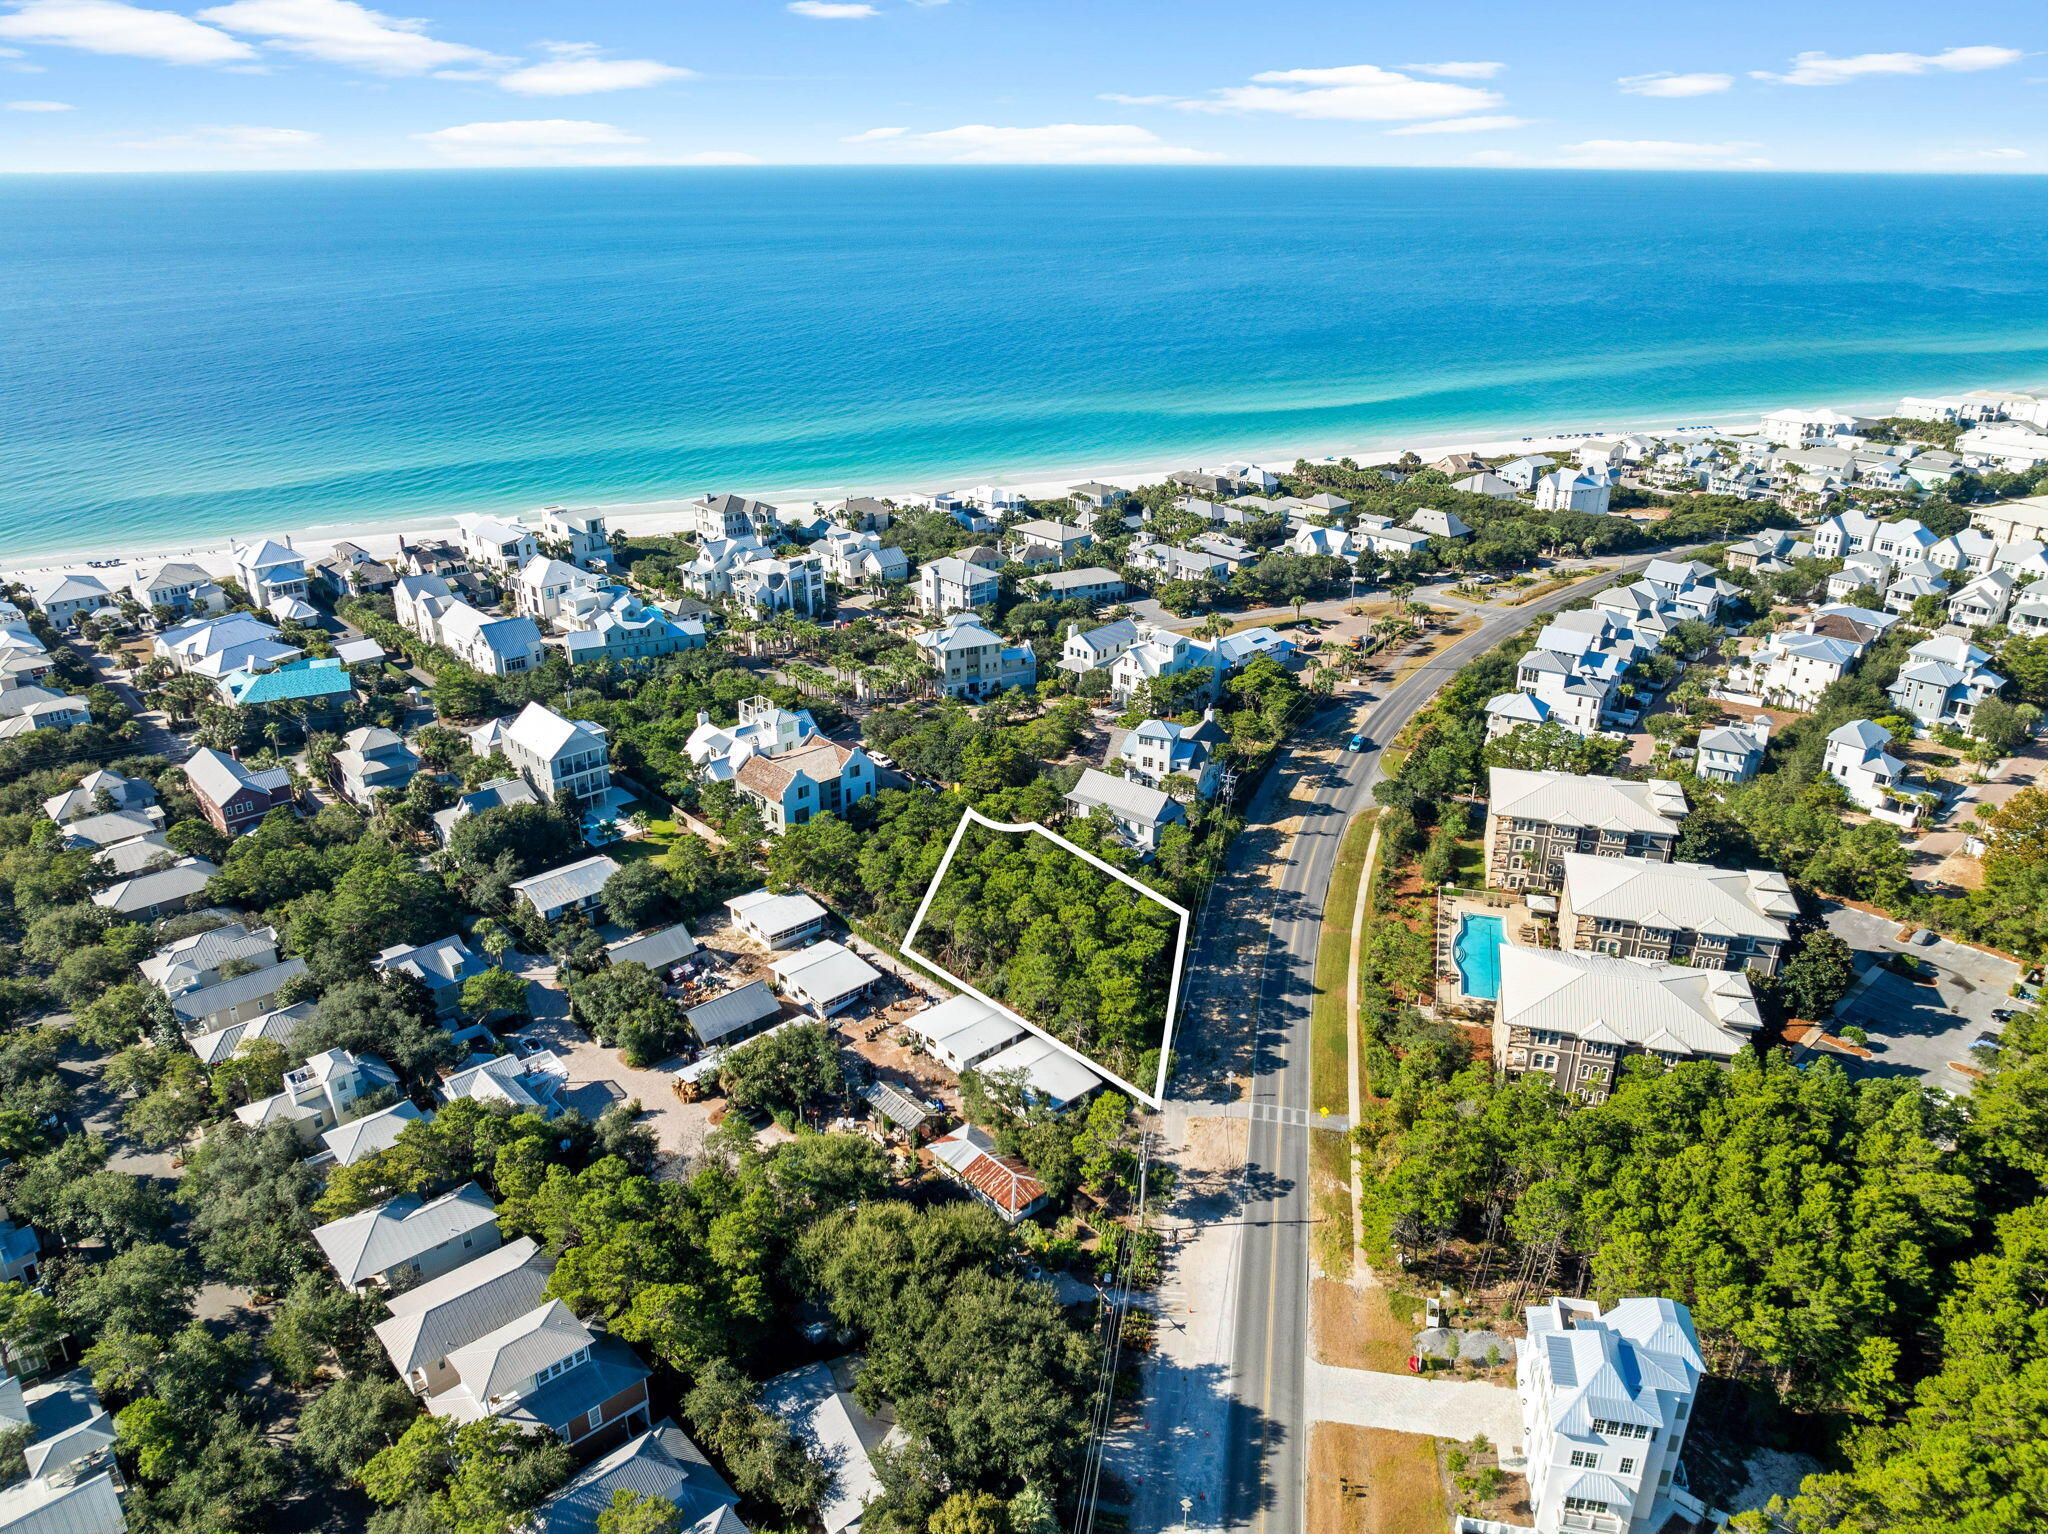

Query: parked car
[[1991, 1008, 2020, 1023]]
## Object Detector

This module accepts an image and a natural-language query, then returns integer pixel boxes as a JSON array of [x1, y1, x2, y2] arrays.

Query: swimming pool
[[1453, 914, 1506, 1000]]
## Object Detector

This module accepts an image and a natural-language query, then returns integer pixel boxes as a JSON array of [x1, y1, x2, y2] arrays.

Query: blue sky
[[0, 0, 2042, 173]]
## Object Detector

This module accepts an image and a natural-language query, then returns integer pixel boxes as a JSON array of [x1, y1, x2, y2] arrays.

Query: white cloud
[[1930, 146, 2028, 162], [672, 150, 760, 164], [1099, 92, 1171, 105], [1384, 114, 1530, 135], [0, 0, 255, 66], [415, 118, 643, 148], [411, 116, 682, 165], [5, 96, 72, 108], [195, 0, 500, 75], [860, 122, 1219, 164], [498, 43, 692, 96], [1753, 45, 2022, 87], [1183, 63, 1504, 122], [128, 122, 319, 149], [788, 2, 877, 16], [1618, 71, 1733, 97], [840, 125, 906, 142], [1400, 61, 1505, 79], [1561, 138, 1769, 167]]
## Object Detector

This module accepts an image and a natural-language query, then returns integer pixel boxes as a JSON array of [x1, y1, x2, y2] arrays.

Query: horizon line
[[2, 162, 2047, 179]]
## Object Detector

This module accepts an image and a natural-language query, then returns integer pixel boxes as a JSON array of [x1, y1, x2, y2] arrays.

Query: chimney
[[1753, 715, 1771, 739]]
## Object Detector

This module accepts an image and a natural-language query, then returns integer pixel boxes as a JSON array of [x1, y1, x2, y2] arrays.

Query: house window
[[1564, 1497, 1611, 1514], [533, 1348, 589, 1388], [1619, 1458, 1637, 1475], [1570, 1451, 1599, 1469]]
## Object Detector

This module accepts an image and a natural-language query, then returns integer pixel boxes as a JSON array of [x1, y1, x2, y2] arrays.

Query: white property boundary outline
[[900, 806, 1189, 1111]]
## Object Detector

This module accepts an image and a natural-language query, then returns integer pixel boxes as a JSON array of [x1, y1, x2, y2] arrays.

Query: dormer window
[[530, 1346, 589, 1390]]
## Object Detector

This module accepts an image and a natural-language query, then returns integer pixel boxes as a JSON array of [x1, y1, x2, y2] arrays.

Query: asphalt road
[[1166, 548, 1689, 1533]]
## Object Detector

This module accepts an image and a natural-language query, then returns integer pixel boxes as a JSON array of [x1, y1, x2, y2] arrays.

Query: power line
[[1072, 1124, 1153, 1534]]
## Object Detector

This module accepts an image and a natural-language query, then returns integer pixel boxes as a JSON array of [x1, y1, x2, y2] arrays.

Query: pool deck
[[1432, 888, 1554, 1017]]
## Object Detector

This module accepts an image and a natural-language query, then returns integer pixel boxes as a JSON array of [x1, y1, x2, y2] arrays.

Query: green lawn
[[602, 809, 690, 865], [1312, 810, 1378, 1117]]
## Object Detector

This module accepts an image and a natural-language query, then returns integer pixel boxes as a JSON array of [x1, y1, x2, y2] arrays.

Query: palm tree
[[721, 612, 760, 656], [1289, 595, 1308, 626], [472, 917, 512, 963], [158, 673, 215, 721], [783, 662, 833, 697], [894, 654, 938, 698]]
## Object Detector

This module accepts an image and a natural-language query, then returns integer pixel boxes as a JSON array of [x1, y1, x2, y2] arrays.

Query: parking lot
[[1822, 903, 2022, 1088]]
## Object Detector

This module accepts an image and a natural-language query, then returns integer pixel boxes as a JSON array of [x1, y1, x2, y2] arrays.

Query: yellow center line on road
[[1257, 1137, 1282, 1534]]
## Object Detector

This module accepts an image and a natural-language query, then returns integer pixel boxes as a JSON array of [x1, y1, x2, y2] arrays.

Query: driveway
[[511, 1012, 714, 1169], [1822, 903, 2020, 1087], [1908, 736, 2048, 888], [1305, 1361, 1520, 1446], [500, 954, 714, 1169]]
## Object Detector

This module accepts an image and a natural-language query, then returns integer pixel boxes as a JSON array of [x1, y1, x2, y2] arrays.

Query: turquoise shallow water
[[3, 166, 2048, 559]]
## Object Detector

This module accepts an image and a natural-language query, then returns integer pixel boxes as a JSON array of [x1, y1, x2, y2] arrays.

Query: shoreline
[[0, 381, 2013, 587]]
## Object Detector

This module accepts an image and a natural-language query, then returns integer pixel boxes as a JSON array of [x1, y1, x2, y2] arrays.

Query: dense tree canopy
[[907, 821, 1178, 1084], [1356, 1054, 1977, 1418]]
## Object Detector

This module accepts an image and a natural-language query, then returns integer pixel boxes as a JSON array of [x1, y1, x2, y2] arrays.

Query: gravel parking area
[[510, 1011, 716, 1171], [1822, 903, 2021, 1088]]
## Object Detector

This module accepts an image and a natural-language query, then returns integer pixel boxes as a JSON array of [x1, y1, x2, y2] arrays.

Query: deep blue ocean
[[4, 167, 2048, 559]]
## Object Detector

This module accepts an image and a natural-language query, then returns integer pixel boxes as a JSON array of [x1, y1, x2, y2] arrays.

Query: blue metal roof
[[222, 657, 354, 706]]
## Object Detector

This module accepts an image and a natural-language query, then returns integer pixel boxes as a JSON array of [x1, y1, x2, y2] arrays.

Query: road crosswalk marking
[[1231, 1101, 1350, 1131]]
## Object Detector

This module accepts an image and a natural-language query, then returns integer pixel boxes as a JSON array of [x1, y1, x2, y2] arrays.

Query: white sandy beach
[[0, 404, 1780, 592]]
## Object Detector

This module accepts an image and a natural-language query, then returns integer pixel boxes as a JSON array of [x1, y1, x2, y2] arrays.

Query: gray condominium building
[[1482, 768, 1689, 893], [1556, 854, 1798, 978]]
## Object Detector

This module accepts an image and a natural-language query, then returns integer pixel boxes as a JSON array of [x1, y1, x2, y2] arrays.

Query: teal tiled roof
[[222, 657, 354, 706]]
